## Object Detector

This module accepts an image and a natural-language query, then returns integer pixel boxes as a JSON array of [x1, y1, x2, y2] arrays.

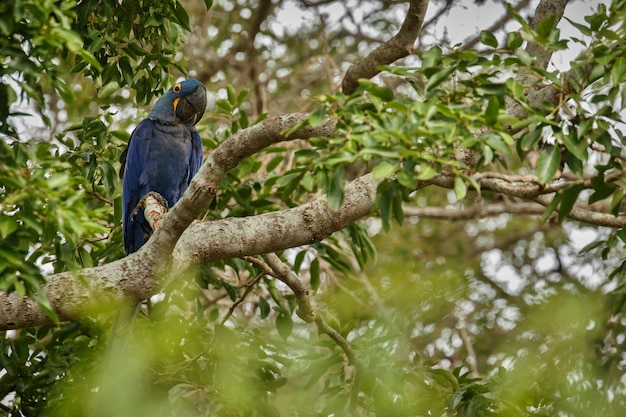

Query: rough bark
[[507, 0, 570, 120]]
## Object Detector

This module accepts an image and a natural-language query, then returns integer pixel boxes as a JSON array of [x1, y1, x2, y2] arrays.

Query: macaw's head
[[148, 78, 207, 125]]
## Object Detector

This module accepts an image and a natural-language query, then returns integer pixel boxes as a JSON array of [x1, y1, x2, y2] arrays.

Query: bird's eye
[[173, 83, 181, 93]]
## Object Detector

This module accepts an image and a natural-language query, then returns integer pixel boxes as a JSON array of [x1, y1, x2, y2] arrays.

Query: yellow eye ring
[[173, 83, 181, 93]]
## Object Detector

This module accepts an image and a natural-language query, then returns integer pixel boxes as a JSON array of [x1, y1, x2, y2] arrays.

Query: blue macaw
[[106, 79, 206, 365], [120, 78, 207, 254]]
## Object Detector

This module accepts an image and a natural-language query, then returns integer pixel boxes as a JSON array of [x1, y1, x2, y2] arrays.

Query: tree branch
[[422, 171, 626, 227], [341, 0, 429, 94], [171, 173, 379, 270], [525, 0, 569, 71], [0, 113, 339, 331], [403, 201, 547, 220], [506, 0, 570, 121]]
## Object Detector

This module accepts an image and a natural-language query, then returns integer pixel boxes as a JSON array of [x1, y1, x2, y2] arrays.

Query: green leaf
[[454, 176, 467, 200], [0, 217, 18, 238], [30, 291, 59, 323], [480, 31, 498, 48], [372, 161, 397, 179], [536, 15, 557, 39], [485, 96, 500, 126], [118, 56, 133, 86], [327, 167, 345, 211], [422, 45, 443, 69], [310, 258, 320, 292], [309, 106, 326, 127], [276, 311, 293, 340], [588, 178, 617, 204], [223, 282, 239, 301], [610, 187, 626, 216], [259, 296, 270, 319], [505, 78, 524, 99], [536, 145, 561, 183], [98, 81, 119, 99], [560, 130, 587, 162], [416, 164, 436, 180], [564, 150, 584, 177], [476, 83, 507, 96], [379, 185, 393, 232], [484, 133, 511, 158], [392, 193, 404, 226], [565, 17, 592, 36], [293, 250, 307, 274], [558, 184, 583, 222], [227, 85, 237, 106], [172, 1, 191, 31], [266, 155, 285, 173], [357, 80, 393, 101], [425, 66, 455, 92], [78, 50, 103, 72], [53, 79, 74, 103], [506, 32, 523, 49], [51, 27, 83, 51], [541, 193, 560, 223], [520, 127, 543, 150]]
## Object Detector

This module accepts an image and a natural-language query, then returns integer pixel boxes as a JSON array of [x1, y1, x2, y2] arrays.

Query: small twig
[[460, 0, 532, 51], [220, 272, 264, 326], [87, 182, 113, 205], [193, 281, 230, 308], [421, 0, 453, 32], [457, 320, 481, 377]]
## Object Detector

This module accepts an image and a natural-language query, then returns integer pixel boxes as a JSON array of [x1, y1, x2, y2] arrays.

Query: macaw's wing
[[189, 129, 203, 181], [121, 119, 154, 255]]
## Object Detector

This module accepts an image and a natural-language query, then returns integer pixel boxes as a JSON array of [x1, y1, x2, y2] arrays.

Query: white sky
[[273, 0, 606, 68]]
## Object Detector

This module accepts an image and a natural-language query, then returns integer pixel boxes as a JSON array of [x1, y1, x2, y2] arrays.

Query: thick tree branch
[[171, 173, 380, 269], [341, 0, 428, 94], [506, 0, 570, 120], [525, 0, 569, 70]]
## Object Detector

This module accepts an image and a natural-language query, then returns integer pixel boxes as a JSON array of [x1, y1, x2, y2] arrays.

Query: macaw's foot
[[132, 192, 169, 231]]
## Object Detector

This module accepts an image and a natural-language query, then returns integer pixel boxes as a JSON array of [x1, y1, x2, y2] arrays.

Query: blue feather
[[121, 79, 206, 255]]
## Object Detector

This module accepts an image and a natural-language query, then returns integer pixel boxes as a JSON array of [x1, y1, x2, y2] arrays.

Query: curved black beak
[[176, 83, 207, 125]]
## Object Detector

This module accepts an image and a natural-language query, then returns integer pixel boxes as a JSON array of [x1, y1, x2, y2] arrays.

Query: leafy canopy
[[1, 0, 626, 416]]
